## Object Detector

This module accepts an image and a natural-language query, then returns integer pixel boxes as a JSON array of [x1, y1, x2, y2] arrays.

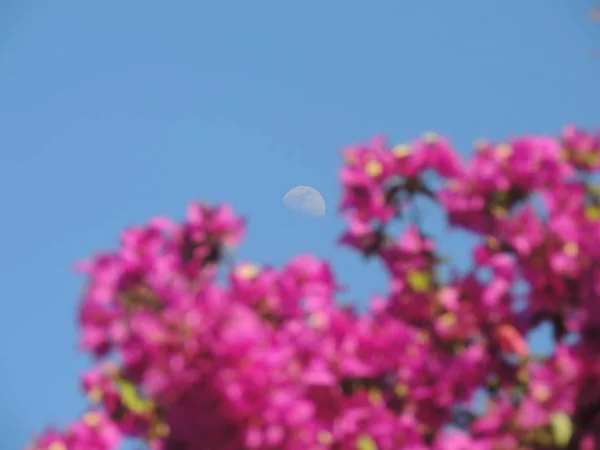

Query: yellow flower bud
[[364, 160, 383, 177]]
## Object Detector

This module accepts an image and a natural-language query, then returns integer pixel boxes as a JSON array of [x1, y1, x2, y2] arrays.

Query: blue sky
[[1, 1, 599, 448]]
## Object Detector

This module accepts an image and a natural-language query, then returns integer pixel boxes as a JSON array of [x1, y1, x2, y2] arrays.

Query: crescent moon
[[282, 186, 326, 217]]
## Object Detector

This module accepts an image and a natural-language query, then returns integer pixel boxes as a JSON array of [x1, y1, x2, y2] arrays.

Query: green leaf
[[116, 379, 155, 414], [550, 412, 573, 447], [356, 434, 378, 450], [407, 270, 432, 292], [585, 205, 600, 221], [584, 152, 600, 165]]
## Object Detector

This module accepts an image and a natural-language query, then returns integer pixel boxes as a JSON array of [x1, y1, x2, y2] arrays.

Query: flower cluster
[[27, 125, 600, 449]]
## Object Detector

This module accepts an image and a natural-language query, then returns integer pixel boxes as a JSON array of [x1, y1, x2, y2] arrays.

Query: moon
[[282, 186, 326, 217]]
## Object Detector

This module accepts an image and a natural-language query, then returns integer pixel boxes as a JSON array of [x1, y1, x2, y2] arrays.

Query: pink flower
[[390, 133, 462, 179], [433, 429, 489, 450], [28, 125, 600, 450]]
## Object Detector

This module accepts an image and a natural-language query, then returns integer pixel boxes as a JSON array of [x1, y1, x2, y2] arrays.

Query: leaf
[[356, 434, 378, 450], [550, 412, 573, 447], [116, 379, 155, 414], [584, 152, 600, 165], [407, 270, 432, 292], [585, 205, 600, 221]]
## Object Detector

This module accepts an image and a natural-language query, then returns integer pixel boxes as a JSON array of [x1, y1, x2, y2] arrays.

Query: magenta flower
[[26, 126, 600, 449]]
